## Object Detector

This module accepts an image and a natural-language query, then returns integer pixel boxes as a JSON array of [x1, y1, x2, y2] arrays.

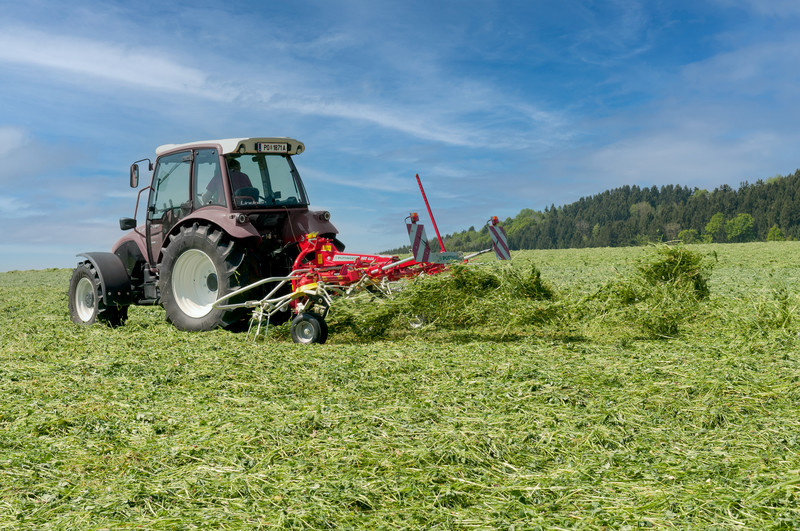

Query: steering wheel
[[234, 195, 257, 206]]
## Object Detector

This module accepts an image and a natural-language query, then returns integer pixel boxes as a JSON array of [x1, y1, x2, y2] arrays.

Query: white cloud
[[0, 195, 34, 218], [566, 0, 655, 65], [0, 25, 560, 151], [0, 27, 236, 101], [303, 166, 418, 193], [682, 38, 800, 97], [0, 127, 41, 184], [712, 0, 800, 17], [291, 98, 475, 147], [0, 126, 28, 158], [559, 124, 798, 197]]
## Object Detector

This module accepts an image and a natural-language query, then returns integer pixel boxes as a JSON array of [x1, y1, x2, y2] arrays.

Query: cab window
[[149, 151, 191, 220], [194, 149, 226, 207]]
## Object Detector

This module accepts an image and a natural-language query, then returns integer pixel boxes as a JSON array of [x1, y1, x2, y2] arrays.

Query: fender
[[77, 252, 134, 307], [166, 210, 261, 245], [177, 208, 262, 239], [112, 227, 149, 272], [283, 209, 339, 242]]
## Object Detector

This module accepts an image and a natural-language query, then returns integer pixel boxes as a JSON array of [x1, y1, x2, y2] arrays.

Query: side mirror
[[130, 164, 139, 188], [120, 217, 137, 231]]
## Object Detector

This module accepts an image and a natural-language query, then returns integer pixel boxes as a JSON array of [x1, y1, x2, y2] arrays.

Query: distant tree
[[433, 169, 800, 251], [629, 201, 654, 219], [663, 222, 681, 241], [725, 213, 756, 242], [767, 225, 786, 242], [678, 229, 698, 244], [575, 219, 591, 241], [704, 212, 726, 242]]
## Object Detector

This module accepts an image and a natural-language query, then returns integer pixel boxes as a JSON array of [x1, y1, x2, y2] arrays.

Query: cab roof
[[155, 137, 305, 156]]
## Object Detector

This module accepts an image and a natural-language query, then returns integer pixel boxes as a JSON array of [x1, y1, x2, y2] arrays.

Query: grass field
[[1, 242, 799, 529]]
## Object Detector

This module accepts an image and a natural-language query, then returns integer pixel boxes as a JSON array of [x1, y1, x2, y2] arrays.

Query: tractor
[[68, 137, 341, 332]]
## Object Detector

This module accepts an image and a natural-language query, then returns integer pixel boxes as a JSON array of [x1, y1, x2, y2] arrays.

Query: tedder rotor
[[214, 211, 511, 344]]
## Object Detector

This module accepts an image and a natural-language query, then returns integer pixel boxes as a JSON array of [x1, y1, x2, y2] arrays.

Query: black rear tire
[[159, 224, 252, 331], [68, 262, 128, 327]]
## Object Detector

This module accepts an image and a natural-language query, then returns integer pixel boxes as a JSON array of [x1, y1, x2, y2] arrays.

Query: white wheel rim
[[295, 320, 316, 343], [75, 277, 96, 322], [172, 249, 219, 318]]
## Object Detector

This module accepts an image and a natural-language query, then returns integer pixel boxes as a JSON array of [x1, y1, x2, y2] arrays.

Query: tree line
[[386, 169, 800, 254]]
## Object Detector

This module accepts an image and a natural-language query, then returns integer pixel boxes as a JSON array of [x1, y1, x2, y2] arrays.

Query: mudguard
[[77, 252, 134, 307], [284, 209, 339, 242]]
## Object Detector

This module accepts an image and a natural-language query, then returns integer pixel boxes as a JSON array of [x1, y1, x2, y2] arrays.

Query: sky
[[1, 0, 799, 271]]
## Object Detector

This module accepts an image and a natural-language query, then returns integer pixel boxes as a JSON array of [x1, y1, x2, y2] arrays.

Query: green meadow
[[1, 242, 799, 529]]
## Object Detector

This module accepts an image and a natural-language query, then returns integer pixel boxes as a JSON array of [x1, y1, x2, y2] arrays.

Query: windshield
[[225, 154, 308, 208]]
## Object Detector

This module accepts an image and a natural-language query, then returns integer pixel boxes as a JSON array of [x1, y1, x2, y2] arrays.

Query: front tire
[[159, 224, 251, 331], [68, 262, 128, 327], [290, 313, 328, 344]]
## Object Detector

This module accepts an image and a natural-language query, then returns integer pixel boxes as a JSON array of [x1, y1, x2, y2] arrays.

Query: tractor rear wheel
[[68, 262, 128, 327], [159, 224, 252, 331]]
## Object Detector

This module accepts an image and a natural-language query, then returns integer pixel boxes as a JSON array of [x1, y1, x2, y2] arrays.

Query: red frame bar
[[416, 173, 446, 252]]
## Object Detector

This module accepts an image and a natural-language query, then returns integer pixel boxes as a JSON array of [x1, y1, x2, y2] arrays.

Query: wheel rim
[[295, 320, 316, 343], [74, 277, 96, 322], [409, 315, 426, 329], [172, 249, 219, 318]]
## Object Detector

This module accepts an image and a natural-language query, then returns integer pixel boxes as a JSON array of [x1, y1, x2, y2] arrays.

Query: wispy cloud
[[0, 27, 236, 100], [0, 23, 560, 150], [0, 127, 51, 185], [566, 0, 655, 65], [0, 126, 28, 157], [682, 38, 800, 98], [712, 0, 800, 17], [302, 167, 417, 194], [586, 132, 784, 186], [0, 195, 35, 218]]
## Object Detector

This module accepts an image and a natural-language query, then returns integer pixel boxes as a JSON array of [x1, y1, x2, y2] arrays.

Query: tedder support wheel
[[68, 262, 128, 327], [159, 224, 252, 331], [290, 313, 328, 344]]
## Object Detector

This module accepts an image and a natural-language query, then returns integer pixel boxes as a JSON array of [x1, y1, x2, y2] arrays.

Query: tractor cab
[[130, 138, 308, 218], [122, 138, 333, 268], [69, 137, 340, 333]]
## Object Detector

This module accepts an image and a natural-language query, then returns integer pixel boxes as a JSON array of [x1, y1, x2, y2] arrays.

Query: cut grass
[[1, 242, 800, 528]]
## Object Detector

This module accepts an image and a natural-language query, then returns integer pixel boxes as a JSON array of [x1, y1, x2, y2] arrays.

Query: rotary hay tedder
[[215, 206, 511, 344]]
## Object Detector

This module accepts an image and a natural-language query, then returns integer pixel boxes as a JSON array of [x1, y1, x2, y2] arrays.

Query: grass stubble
[[0, 242, 799, 529]]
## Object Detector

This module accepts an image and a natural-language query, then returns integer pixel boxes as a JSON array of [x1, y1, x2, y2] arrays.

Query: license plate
[[257, 142, 288, 153]]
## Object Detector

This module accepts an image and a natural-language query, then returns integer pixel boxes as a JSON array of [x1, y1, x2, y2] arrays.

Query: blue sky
[[1, 0, 799, 271]]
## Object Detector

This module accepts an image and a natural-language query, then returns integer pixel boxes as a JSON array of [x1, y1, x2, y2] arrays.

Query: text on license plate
[[257, 142, 288, 153]]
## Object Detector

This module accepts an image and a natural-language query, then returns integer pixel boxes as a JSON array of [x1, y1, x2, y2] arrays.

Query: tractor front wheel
[[68, 262, 128, 326], [290, 313, 328, 344], [159, 224, 251, 331]]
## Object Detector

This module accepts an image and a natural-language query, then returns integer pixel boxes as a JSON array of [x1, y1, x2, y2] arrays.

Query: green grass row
[[1, 242, 799, 528]]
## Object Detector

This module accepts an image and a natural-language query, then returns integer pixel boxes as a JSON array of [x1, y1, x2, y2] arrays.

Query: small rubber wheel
[[409, 314, 427, 329], [290, 313, 328, 344]]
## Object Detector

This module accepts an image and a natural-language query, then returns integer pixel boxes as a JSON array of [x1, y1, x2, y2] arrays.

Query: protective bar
[[416, 173, 446, 252]]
